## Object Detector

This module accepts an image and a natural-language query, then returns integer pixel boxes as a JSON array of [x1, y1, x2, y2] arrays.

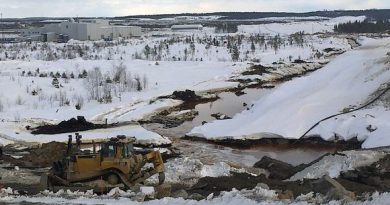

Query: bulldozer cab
[[100, 139, 134, 159]]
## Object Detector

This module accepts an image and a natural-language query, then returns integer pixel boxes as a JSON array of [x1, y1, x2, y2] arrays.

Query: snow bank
[[189, 37, 390, 148], [0, 123, 171, 146]]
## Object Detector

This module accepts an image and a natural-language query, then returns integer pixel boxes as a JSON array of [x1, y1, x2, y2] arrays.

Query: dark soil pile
[[293, 59, 307, 63], [171, 90, 201, 101], [242, 64, 271, 76], [31, 116, 106, 135], [253, 156, 298, 180]]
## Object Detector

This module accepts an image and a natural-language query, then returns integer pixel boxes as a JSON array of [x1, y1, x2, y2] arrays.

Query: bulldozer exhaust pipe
[[75, 133, 82, 152], [66, 135, 72, 156]]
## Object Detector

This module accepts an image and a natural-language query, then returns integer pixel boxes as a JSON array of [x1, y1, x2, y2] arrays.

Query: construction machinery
[[40, 134, 165, 190]]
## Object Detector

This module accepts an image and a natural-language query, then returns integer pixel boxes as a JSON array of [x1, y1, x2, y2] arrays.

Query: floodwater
[[144, 87, 339, 166], [175, 140, 336, 167], [145, 88, 275, 138]]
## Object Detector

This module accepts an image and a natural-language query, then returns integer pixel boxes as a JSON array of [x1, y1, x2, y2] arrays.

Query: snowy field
[[0, 17, 355, 146], [189, 37, 390, 148], [238, 16, 366, 35], [1, 14, 390, 205]]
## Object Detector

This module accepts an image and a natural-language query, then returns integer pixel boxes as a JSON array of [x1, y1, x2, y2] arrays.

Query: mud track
[[182, 135, 363, 150]]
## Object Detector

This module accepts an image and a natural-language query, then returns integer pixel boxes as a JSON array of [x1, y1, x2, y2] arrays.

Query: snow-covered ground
[[189, 37, 390, 148], [238, 16, 366, 35], [0, 24, 353, 145], [2, 186, 390, 205], [0, 59, 240, 145], [0, 122, 171, 146]]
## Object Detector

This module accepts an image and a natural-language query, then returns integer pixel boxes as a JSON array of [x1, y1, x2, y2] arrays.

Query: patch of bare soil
[[241, 64, 271, 76], [140, 110, 199, 128]]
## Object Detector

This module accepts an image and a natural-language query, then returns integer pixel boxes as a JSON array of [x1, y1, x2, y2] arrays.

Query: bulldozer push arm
[[145, 150, 165, 184], [145, 151, 164, 173], [129, 150, 165, 185]]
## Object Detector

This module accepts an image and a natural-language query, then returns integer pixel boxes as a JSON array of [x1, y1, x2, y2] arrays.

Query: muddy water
[[144, 87, 339, 166], [175, 140, 336, 167], [145, 88, 274, 138]]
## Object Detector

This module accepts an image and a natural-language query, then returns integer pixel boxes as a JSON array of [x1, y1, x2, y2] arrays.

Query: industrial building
[[171, 24, 203, 31], [20, 19, 142, 42]]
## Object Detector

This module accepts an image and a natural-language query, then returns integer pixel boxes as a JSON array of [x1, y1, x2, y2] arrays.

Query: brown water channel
[[144, 87, 340, 166]]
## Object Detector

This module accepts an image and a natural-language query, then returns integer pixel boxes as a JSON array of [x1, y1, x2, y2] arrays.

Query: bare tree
[[0, 100, 4, 112], [142, 74, 148, 90], [85, 67, 103, 101], [73, 94, 84, 110], [15, 95, 24, 105], [135, 75, 142, 91], [59, 90, 69, 107]]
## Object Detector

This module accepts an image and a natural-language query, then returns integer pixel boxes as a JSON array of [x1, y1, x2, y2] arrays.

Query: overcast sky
[[0, 0, 389, 18]]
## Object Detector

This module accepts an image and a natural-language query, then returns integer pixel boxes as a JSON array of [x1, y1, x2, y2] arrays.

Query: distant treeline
[[117, 9, 390, 21], [334, 20, 390, 33]]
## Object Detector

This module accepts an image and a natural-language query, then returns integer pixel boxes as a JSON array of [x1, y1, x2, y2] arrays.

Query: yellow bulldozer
[[40, 134, 165, 190]]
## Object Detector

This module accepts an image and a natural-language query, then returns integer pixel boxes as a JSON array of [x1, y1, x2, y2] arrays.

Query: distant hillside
[[116, 9, 390, 20]]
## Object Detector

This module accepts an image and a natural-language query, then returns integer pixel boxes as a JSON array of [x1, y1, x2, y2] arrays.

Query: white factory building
[[20, 19, 142, 42], [171, 24, 203, 31]]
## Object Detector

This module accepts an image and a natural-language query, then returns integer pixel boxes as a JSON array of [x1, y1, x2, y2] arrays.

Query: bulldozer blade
[[158, 172, 165, 185], [39, 174, 49, 190]]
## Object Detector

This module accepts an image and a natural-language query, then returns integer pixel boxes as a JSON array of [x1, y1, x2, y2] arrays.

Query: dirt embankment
[[187, 153, 390, 201], [2, 142, 67, 167]]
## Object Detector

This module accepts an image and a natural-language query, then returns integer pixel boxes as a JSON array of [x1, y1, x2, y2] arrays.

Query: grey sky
[[0, 0, 389, 18]]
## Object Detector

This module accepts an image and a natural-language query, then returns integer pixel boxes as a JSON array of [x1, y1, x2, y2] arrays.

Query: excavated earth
[[186, 153, 390, 200]]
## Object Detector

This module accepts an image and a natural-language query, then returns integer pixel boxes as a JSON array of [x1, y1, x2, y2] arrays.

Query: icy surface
[[147, 157, 235, 185]]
